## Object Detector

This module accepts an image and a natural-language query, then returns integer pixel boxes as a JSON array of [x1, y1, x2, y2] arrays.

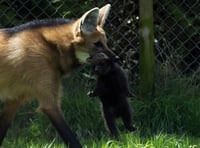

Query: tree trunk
[[139, 0, 155, 98]]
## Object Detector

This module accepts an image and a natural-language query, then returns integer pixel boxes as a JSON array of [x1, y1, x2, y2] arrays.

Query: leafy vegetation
[[0, 0, 106, 27], [1, 67, 199, 147]]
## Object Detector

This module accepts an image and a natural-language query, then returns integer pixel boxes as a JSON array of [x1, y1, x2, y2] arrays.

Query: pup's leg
[[102, 105, 119, 137], [121, 101, 136, 132]]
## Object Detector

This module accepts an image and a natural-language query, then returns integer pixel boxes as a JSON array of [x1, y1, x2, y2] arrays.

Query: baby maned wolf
[[87, 53, 136, 137], [0, 4, 114, 148]]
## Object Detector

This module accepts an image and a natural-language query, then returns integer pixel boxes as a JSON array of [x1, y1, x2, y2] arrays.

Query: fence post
[[139, 0, 154, 98]]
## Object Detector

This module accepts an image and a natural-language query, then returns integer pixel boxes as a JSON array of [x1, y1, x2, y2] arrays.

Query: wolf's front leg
[[0, 99, 22, 146]]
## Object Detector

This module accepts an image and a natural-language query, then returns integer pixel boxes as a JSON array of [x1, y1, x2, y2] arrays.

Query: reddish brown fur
[[0, 4, 112, 147]]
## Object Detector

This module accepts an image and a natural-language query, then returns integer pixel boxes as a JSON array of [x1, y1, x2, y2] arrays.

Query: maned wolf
[[0, 4, 113, 148]]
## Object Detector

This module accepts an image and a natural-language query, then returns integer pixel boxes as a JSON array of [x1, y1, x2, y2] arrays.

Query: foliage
[[3, 133, 200, 148], [1, 70, 200, 147], [0, 0, 106, 27]]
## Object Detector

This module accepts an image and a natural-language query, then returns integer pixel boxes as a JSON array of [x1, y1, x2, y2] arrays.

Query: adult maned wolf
[[0, 4, 114, 148]]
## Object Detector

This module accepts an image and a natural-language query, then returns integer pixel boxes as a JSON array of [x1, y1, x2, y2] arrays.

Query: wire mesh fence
[[154, 0, 200, 74], [0, 0, 199, 88]]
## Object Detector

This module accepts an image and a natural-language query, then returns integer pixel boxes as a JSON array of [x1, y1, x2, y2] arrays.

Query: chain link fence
[[0, 0, 199, 88]]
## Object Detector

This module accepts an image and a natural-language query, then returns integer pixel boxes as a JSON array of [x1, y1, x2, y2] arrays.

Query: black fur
[[88, 53, 136, 137], [2, 18, 74, 35]]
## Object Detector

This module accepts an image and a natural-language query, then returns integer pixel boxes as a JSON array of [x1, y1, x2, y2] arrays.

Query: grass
[[1, 68, 200, 147], [3, 133, 200, 148]]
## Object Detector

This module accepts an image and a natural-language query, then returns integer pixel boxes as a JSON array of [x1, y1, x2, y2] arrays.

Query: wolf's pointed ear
[[79, 7, 99, 34], [98, 4, 111, 27]]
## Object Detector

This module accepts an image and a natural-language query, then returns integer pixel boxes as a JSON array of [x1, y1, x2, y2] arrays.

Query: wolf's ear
[[98, 4, 111, 27], [79, 7, 99, 34]]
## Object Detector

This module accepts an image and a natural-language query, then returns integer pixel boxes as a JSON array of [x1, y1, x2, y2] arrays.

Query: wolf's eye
[[94, 41, 103, 48]]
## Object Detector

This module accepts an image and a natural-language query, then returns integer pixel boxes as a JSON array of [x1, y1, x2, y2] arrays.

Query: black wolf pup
[[87, 53, 136, 137]]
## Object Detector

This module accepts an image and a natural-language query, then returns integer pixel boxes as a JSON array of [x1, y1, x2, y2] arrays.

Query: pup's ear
[[113, 56, 120, 62], [98, 4, 111, 27], [79, 7, 99, 34], [109, 55, 120, 63]]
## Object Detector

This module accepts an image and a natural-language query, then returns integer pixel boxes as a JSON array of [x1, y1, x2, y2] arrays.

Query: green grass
[[1, 69, 200, 147], [3, 133, 200, 148]]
